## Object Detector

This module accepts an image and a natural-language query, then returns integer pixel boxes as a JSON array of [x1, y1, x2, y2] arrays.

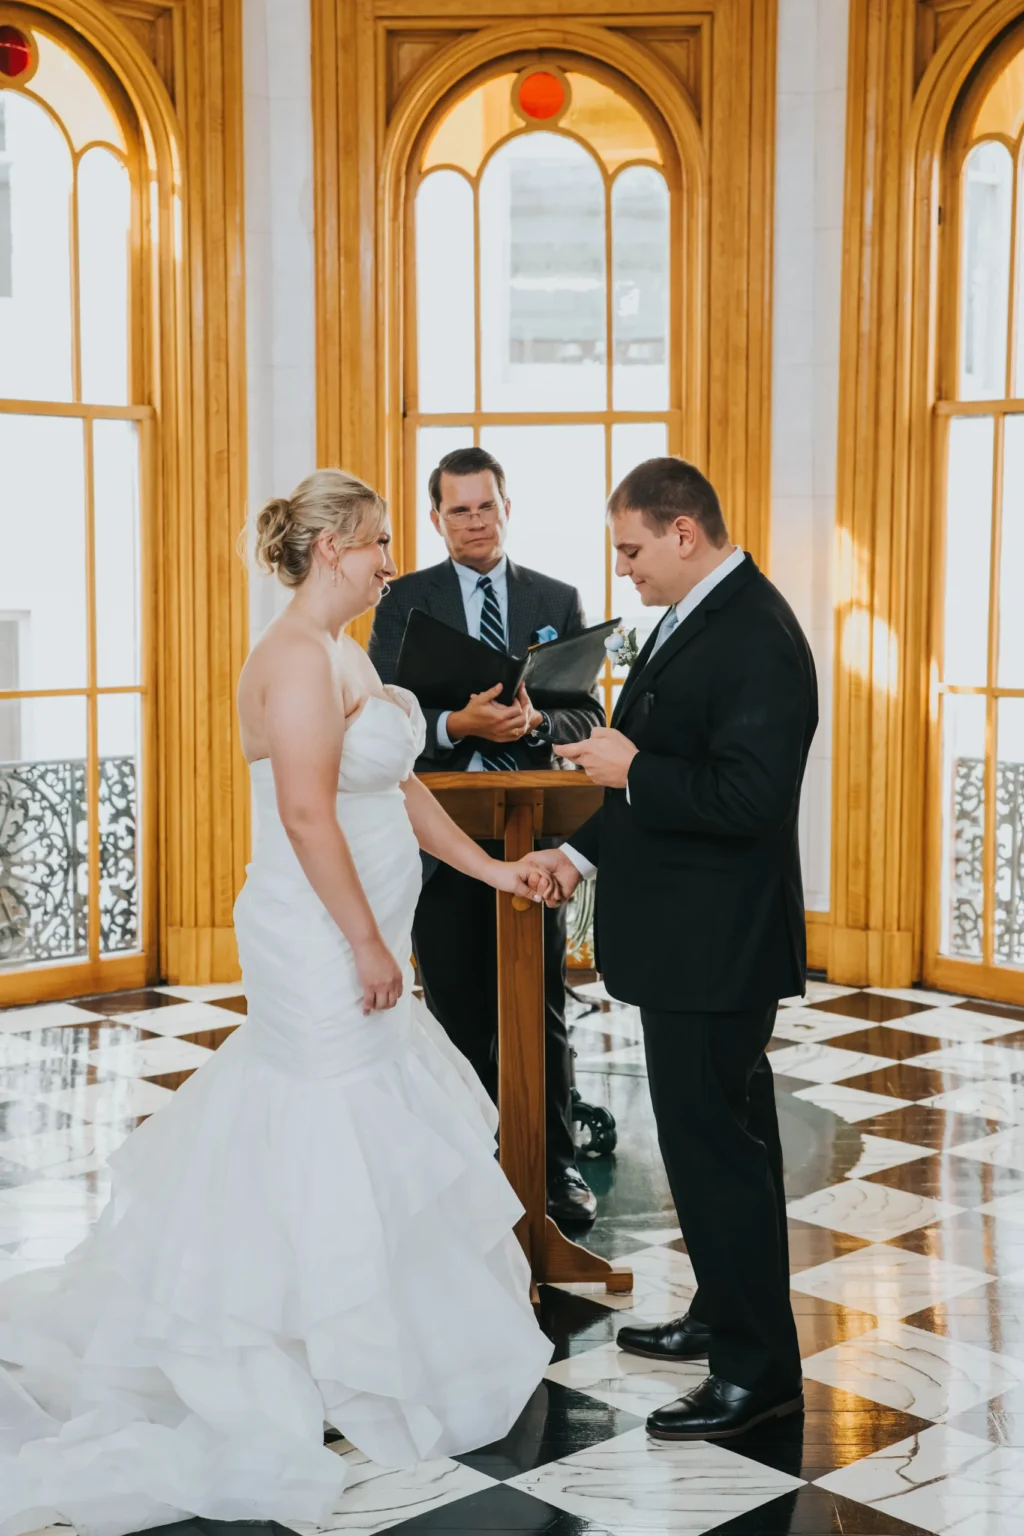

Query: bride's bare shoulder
[[240, 616, 339, 700]]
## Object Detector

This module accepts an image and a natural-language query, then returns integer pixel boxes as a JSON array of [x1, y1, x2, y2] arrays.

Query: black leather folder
[[394, 609, 620, 709]]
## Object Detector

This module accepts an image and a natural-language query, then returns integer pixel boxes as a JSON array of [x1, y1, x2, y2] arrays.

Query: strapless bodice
[[248, 685, 425, 808]]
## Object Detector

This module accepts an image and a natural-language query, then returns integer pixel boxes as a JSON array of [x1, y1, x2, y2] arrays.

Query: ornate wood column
[[828, 0, 1018, 986]]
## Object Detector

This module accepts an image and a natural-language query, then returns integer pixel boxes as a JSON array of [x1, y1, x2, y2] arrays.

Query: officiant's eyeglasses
[[441, 505, 501, 525]]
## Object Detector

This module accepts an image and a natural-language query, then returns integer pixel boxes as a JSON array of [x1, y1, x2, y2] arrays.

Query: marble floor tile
[[111, 1000, 245, 1037], [0, 1035, 64, 1068], [154, 983, 251, 1003], [810, 994, 935, 1024], [802, 1319, 1024, 1419], [828, 1024, 948, 1061], [789, 1242, 993, 1317], [0, 1122, 132, 1175], [619, 1224, 683, 1246], [766, 1043, 897, 1084], [28, 1077, 175, 1124], [841, 1062, 977, 1103], [792, 1083, 912, 1122], [284, 1443, 497, 1536], [574, 1043, 648, 1070], [568, 1012, 644, 1046], [843, 1136, 935, 1181], [902, 1007, 1024, 1043], [786, 1180, 961, 1241], [976, 1190, 1024, 1227], [0, 1002, 108, 1034], [924, 1080, 1024, 1123], [85, 1035, 214, 1079], [545, 1341, 707, 1417], [551, 1245, 697, 1322], [771, 1010, 872, 1044], [816, 1423, 1024, 1535], [952, 1129, 1024, 1174], [867, 988, 967, 1007], [781, 983, 860, 1006], [904, 1041, 1024, 1080], [509, 1426, 805, 1533]]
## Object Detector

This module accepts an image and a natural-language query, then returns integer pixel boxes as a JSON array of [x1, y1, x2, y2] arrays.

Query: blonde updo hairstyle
[[252, 469, 387, 588]]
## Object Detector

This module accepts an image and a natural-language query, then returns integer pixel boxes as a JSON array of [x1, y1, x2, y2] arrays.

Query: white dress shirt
[[563, 547, 746, 880], [436, 557, 510, 772]]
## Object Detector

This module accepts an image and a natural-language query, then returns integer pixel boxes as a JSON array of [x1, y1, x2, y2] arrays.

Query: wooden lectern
[[419, 769, 633, 1297]]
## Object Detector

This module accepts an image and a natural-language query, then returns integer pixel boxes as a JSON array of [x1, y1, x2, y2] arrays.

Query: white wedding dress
[[0, 688, 552, 1536]]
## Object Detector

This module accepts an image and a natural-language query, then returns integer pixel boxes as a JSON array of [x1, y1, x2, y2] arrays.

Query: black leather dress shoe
[[617, 1313, 711, 1360], [646, 1374, 804, 1441], [547, 1166, 597, 1224]]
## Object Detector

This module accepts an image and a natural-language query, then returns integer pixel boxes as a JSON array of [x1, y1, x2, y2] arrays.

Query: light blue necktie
[[649, 606, 680, 657]]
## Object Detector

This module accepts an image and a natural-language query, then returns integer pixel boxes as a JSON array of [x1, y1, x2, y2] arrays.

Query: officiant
[[369, 446, 604, 1226]]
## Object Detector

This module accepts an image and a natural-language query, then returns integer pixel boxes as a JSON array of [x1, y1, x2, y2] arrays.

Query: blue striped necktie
[[476, 574, 517, 772]]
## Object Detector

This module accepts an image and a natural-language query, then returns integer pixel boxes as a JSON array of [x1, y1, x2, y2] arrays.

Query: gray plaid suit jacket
[[368, 558, 605, 773]]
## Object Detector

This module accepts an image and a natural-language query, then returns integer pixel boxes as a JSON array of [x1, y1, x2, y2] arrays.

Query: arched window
[[931, 31, 1024, 991], [407, 61, 678, 715], [0, 16, 150, 990]]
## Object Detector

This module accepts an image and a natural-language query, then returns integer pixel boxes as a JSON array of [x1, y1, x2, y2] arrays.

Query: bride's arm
[[401, 772, 551, 901], [265, 637, 403, 1013]]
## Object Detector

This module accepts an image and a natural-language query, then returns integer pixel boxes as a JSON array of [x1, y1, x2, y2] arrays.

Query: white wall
[[770, 0, 848, 913], [243, 0, 317, 639]]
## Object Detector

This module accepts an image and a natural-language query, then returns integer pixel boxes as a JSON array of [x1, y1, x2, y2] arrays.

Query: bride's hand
[[490, 858, 557, 904], [355, 937, 404, 1015]]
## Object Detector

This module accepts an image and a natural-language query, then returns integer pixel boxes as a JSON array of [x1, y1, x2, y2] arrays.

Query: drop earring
[[331, 564, 338, 587]]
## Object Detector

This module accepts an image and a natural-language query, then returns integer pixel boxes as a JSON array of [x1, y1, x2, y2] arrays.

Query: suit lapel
[[506, 560, 540, 659], [613, 555, 758, 725], [427, 560, 469, 634]]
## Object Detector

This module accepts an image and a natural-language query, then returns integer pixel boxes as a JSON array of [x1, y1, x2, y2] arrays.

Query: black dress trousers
[[639, 1003, 801, 1396], [412, 841, 577, 1179]]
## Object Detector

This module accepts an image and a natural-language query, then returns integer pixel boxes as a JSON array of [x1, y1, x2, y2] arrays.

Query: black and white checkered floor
[[4, 978, 1024, 1534]]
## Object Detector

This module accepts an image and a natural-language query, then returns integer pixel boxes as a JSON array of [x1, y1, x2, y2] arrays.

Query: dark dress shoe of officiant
[[546, 1166, 597, 1224], [646, 1374, 804, 1442], [617, 1313, 711, 1361]]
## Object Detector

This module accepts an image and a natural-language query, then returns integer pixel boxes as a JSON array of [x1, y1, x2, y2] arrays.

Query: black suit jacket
[[571, 557, 817, 1013], [369, 557, 605, 773]]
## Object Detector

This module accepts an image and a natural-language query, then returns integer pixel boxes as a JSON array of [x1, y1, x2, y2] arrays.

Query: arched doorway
[[926, 22, 1024, 1000], [403, 55, 688, 720], [0, 9, 154, 997]]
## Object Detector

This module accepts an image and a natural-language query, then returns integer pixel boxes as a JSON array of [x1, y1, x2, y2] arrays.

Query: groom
[[528, 457, 817, 1441]]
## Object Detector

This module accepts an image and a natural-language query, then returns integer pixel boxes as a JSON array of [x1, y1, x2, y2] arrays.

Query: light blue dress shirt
[[436, 557, 510, 771]]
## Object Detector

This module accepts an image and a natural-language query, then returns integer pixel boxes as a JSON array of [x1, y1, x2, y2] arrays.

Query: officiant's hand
[[448, 684, 529, 744], [521, 849, 581, 907], [553, 728, 638, 788]]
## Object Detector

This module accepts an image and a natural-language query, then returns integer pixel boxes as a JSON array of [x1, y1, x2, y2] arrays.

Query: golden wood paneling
[[617, 21, 707, 122], [830, 0, 1024, 990], [312, 0, 777, 653], [6, 0, 251, 994]]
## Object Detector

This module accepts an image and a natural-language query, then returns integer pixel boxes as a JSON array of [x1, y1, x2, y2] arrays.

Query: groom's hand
[[522, 849, 582, 907], [553, 728, 638, 788]]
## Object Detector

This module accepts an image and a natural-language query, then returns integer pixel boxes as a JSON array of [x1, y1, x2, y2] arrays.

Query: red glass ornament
[[0, 25, 32, 79], [517, 71, 565, 122]]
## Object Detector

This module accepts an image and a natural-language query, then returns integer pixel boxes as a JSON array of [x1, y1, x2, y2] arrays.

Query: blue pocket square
[[534, 625, 558, 645]]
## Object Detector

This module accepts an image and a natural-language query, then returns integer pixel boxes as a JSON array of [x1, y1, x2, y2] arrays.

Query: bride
[[0, 470, 555, 1536]]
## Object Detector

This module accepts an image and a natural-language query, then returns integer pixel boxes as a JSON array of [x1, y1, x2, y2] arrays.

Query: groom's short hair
[[608, 457, 728, 547]]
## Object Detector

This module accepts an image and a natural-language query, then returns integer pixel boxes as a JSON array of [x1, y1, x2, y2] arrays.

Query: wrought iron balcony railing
[[0, 755, 138, 968]]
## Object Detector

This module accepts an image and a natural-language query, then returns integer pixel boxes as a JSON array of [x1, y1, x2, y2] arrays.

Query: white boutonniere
[[604, 625, 640, 670]]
